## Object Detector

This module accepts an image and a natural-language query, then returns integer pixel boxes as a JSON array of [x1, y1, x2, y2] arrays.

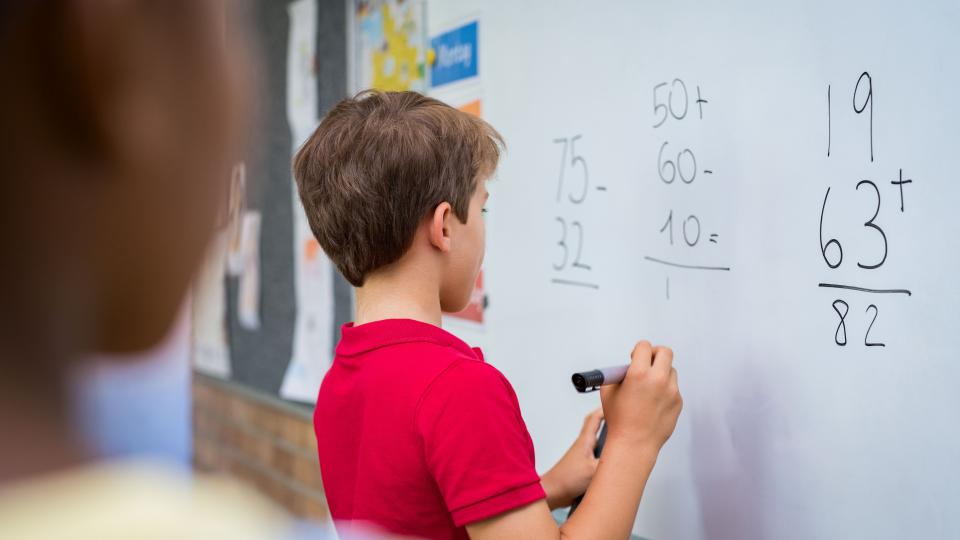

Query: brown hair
[[293, 90, 504, 286]]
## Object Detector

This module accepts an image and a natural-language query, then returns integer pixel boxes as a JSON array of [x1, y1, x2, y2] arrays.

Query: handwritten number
[[555, 217, 590, 271], [683, 215, 701, 246], [660, 210, 674, 245], [865, 304, 885, 347], [819, 187, 843, 268], [571, 221, 590, 269], [856, 180, 887, 269], [658, 142, 676, 184], [553, 217, 567, 270], [553, 138, 568, 202], [826, 84, 831, 157], [569, 135, 589, 204], [654, 79, 690, 127], [833, 299, 849, 346], [853, 72, 874, 162], [669, 78, 689, 120], [820, 183, 887, 270], [555, 136, 588, 203], [653, 83, 668, 128], [678, 148, 697, 184], [659, 142, 698, 185]]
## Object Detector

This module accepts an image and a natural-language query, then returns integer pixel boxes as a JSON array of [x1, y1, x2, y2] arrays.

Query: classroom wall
[[192, 374, 327, 520]]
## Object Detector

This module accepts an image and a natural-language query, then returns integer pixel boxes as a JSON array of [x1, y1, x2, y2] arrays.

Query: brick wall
[[192, 374, 328, 521]]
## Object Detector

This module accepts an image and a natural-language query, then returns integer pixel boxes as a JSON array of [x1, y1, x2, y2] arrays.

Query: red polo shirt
[[314, 319, 545, 539]]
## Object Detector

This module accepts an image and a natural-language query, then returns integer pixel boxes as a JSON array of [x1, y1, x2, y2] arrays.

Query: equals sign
[[709, 233, 719, 244]]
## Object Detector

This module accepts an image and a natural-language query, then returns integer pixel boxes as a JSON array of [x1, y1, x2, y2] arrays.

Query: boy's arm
[[465, 499, 558, 538], [467, 443, 657, 539], [466, 343, 681, 540]]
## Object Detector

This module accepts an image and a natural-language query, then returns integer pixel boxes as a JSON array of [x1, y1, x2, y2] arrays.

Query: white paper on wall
[[237, 211, 262, 331], [191, 232, 231, 378], [225, 162, 248, 277], [280, 0, 334, 402]]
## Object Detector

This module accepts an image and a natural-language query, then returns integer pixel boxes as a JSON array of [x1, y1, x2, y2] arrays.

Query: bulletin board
[[191, 0, 351, 405]]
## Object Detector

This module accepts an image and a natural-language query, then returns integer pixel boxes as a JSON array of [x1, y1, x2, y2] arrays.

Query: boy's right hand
[[600, 341, 682, 453], [466, 342, 682, 540]]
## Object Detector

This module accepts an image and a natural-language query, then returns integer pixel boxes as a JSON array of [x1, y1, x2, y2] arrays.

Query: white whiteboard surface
[[428, 1, 960, 538]]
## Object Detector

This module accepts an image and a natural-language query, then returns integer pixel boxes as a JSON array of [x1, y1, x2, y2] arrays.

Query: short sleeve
[[415, 359, 546, 526]]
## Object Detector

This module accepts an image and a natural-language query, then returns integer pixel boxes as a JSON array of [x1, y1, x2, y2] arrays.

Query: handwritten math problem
[[819, 72, 914, 347], [645, 78, 730, 299], [508, 7, 957, 537], [541, 73, 919, 352], [550, 134, 605, 289]]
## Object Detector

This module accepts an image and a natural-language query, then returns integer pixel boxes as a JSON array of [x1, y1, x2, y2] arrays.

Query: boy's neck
[[354, 258, 444, 328]]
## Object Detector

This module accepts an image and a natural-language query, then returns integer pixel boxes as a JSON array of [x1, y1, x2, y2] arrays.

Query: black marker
[[571, 365, 629, 393], [568, 420, 607, 517]]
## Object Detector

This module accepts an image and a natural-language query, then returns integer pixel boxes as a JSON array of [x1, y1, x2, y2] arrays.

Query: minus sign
[[703, 170, 713, 174], [596, 186, 607, 191]]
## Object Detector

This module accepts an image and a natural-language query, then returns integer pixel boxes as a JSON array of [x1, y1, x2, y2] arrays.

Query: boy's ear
[[428, 202, 453, 253]]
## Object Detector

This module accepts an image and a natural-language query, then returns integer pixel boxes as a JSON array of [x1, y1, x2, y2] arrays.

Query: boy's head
[[0, 0, 249, 365], [294, 91, 504, 312]]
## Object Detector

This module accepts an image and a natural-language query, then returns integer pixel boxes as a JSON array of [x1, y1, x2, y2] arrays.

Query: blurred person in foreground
[[0, 2, 334, 538]]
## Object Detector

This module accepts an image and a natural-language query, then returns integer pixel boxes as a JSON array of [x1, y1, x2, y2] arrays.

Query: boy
[[296, 91, 682, 539]]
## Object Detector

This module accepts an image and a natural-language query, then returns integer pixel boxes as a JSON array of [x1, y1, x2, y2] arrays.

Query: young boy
[[295, 91, 682, 539]]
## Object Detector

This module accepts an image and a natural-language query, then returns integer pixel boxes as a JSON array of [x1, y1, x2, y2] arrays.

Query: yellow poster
[[354, 0, 428, 92]]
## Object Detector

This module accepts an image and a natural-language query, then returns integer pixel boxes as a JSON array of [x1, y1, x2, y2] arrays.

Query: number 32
[[553, 217, 590, 271]]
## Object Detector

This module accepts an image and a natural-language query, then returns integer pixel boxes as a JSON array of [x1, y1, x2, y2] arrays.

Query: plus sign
[[890, 168, 913, 212], [695, 86, 708, 120]]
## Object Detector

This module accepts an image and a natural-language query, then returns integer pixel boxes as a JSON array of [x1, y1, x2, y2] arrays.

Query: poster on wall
[[281, 0, 335, 402], [430, 19, 478, 88], [353, 0, 429, 92]]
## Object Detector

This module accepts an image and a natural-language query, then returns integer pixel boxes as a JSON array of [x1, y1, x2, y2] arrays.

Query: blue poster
[[430, 20, 478, 87]]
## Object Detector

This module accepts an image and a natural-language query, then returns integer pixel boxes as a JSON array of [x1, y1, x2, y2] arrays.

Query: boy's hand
[[540, 408, 602, 509], [470, 344, 680, 539], [600, 342, 682, 455], [469, 344, 681, 539]]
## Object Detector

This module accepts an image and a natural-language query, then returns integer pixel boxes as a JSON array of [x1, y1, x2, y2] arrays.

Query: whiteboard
[[426, 1, 960, 538]]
